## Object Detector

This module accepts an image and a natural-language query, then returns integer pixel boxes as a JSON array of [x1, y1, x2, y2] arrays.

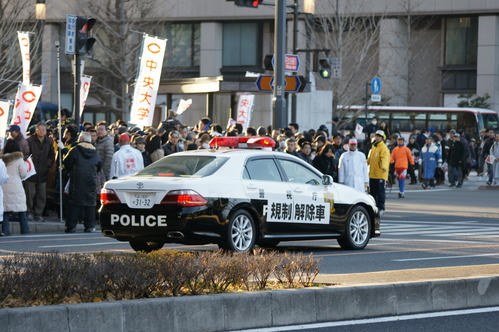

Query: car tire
[[337, 206, 371, 250], [129, 241, 164, 253], [225, 210, 256, 253]]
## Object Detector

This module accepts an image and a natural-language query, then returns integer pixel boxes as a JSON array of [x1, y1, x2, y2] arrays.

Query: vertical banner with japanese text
[[236, 94, 254, 130], [0, 101, 11, 151], [79, 75, 92, 118], [130, 35, 167, 128], [17, 32, 31, 84], [11, 83, 42, 134]]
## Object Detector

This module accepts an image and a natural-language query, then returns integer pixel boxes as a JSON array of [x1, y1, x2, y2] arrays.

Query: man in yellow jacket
[[367, 130, 390, 215]]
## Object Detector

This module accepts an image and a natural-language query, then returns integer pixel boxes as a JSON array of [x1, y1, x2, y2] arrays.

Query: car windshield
[[134, 155, 229, 178]]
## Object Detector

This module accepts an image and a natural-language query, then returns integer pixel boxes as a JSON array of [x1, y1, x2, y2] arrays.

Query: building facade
[[12, 0, 499, 131]]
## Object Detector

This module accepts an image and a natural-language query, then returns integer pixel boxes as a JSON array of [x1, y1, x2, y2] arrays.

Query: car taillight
[[161, 190, 208, 207], [101, 188, 121, 205]]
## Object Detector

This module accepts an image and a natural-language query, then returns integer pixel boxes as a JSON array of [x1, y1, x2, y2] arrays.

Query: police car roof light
[[161, 189, 208, 207], [209, 137, 276, 149], [101, 188, 121, 205]]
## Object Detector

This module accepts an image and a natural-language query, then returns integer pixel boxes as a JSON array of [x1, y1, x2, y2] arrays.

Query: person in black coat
[[447, 134, 466, 188], [62, 132, 102, 233], [313, 143, 338, 182], [406, 136, 420, 184]]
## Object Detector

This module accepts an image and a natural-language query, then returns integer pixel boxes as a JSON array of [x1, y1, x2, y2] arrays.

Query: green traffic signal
[[320, 69, 331, 78]]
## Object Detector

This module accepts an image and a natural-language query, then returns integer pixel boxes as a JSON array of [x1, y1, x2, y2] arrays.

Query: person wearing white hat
[[338, 138, 369, 192]]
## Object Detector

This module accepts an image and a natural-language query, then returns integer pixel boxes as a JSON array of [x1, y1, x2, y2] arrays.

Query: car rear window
[[134, 155, 229, 178]]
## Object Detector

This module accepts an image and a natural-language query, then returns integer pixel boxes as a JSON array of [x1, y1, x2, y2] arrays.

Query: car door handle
[[293, 188, 303, 193], [246, 185, 257, 190]]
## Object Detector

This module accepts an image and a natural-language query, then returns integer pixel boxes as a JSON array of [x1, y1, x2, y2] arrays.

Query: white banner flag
[[130, 35, 167, 128], [355, 123, 363, 137], [176, 99, 192, 115], [236, 95, 254, 130], [0, 101, 11, 151], [18, 32, 31, 84], [80, 75, 92, 118], [11, 83, 42, 134], [23, 156, 37, 181]]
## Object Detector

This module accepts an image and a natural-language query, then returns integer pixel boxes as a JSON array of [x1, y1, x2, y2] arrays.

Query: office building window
[[223, 22, 261, 67], [163, 23, 200, 68], [444, 17, 478, 66]]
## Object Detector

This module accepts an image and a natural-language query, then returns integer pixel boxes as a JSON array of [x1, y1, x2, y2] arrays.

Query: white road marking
[[38, 242, 123, 248], [393, 253, 499, 262], [230, 306, 499, 331]]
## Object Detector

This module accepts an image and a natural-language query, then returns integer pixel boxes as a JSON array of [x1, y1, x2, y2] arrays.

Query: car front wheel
[[129, 241, 164, 253], [225, 210, 256, 252], [337, 206, 371, 250]]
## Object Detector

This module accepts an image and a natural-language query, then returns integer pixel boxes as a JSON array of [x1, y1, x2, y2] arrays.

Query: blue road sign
[[371, 77, 381, 94], [65, 15, 77, 55]]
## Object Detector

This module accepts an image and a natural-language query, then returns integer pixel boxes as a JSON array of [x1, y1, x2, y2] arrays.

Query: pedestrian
[[284, 138, 299, 157], [162, 130, 185, 155], [378, 120, 391, 140], [406, 135, 420, 184], [334, 138, 350, 161], [62, 132, 101, 233], [297, 141, 313, 165], [389, 137, 415, 198], [25, 123, 55, 222], [447, 133, 465, 188], [420, 135, 442, 189], [330, 117, 339, 136], [146, 134, 164, 163], [482, 128, 496, 185], [488, 133, 499, 185], [7, 125, 29, 159], [313, 143, 337, 181], [0, 158, 9, 236], [134, 136, 152, 167], [1, 139, 30, 235], [338, 138, 369, 192], [367, 130, 390, 215], [95, 122, 115, 181], [110, 134, 144, 179]]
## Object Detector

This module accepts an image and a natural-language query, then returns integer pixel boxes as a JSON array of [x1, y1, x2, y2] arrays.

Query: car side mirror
[[322, 175, 333, 186]]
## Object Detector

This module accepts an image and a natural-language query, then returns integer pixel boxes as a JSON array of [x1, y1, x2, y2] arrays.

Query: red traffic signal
[[234, 0, 263, 8], [76, 16, 96, 56]]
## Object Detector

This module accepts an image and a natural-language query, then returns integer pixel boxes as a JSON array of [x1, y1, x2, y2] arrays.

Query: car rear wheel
[[129, 241, 164, 253], [337, 206, 371, 250], [225, 210, 256, 252]]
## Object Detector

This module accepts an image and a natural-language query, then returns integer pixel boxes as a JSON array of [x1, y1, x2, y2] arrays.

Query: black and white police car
[[99, 137, 380, 252]]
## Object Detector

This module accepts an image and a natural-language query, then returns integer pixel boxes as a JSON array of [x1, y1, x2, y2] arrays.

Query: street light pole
[[272, 0, 287, 130], [291, 0, 298, 123]]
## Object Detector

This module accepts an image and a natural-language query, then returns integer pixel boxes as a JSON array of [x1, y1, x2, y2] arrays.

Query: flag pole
[[55, 40, 63, 223]]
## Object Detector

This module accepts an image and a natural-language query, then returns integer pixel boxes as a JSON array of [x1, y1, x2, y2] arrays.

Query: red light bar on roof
[[209, 137, 276, 148]]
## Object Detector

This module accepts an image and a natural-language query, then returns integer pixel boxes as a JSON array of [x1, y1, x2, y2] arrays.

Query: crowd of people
[[1, 110, 498, 235]]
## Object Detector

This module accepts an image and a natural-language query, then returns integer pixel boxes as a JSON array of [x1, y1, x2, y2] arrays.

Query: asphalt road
[[0, 186, 498, 278]]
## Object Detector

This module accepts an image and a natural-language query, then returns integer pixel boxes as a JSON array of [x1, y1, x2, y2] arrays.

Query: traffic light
[[76, 16, 96, 57], [234, 0, 263, 8], [319, 57, 331, 79]]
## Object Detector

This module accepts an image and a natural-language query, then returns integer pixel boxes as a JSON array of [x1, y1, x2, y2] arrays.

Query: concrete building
[[13, 1, 499, 131]]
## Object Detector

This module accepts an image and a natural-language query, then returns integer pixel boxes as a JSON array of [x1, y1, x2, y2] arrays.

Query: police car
[[99, 137, 380, 252]]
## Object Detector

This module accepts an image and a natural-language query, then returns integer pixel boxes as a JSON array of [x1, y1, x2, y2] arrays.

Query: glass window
[[163, 23, 200, 67], [223, 22, 260, 67], [278, 159, 321, 185], [135, 156, 228, 177], [445, 17, 478, 65], [245, 159, 282, 182]]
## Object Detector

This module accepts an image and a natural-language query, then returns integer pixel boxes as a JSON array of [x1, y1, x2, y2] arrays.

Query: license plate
[[130, 194, 153, 208]]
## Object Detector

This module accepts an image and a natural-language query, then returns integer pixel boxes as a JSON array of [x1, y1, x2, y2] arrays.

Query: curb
[[1, 276, 498, 332]]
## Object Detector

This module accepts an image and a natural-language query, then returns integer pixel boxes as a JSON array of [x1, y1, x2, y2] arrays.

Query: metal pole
[[55, 41, 63, 223], [272, 0, 287, 129], [74, 54, 81, 126], [291, 0, 298, 123], [365, 82, 369, 144]]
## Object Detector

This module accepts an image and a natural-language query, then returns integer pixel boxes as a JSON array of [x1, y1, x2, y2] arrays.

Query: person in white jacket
[[338, 138, 369, 192], [0, 157, 9, 236], [110, 134, 144, 179]]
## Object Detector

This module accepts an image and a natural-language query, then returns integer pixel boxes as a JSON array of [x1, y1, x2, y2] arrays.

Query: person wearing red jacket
[[390, 137, 415, 198]]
